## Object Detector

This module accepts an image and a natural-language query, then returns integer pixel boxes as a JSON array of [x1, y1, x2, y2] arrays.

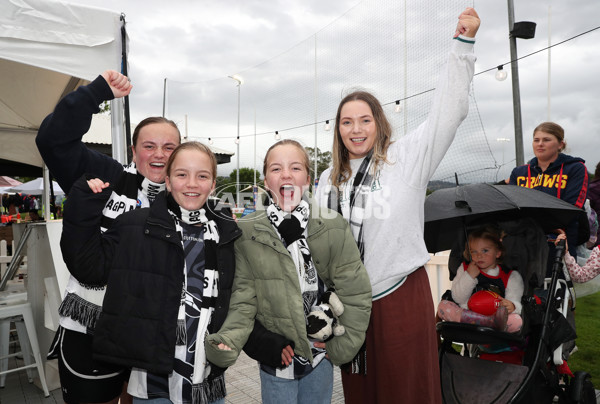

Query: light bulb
[[274, 131, 281, 140], [208, 138, 214, 145], [234, 136, 240, 144], [324, 120, 331, 131], [495, 65, 508, 81], [394, 100, 402, 113]]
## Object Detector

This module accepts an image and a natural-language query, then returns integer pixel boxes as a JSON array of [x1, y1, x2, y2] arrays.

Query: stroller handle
[[553, 239, 566, 263]]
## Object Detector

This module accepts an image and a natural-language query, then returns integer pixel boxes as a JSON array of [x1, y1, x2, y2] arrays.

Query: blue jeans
[[133, 397, 225, 404], [259, 359, 333, 404]]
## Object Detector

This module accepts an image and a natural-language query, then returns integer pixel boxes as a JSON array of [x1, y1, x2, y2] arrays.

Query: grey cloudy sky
[[70, 0, 600, 180]]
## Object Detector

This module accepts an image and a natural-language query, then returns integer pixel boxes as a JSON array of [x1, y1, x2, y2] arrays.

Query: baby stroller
[[424, 184, 595, 404]]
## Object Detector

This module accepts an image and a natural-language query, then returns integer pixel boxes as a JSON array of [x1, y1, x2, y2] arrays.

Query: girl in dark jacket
[[61, 142, 239, 404]]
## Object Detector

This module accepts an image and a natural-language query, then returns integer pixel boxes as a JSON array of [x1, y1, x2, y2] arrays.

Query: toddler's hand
[[554, 230, 568, 250], [500, 298, 515, 314], [466, 262, 480, 278]]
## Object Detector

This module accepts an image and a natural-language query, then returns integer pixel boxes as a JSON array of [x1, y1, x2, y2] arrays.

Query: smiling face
[[132, 122, 180, 183], [532, 130, 564, 164], [338, 100, 377, 160], [165, 149, 215, 211], [468, 238, 502, 272], [263, 143, 311, 212]]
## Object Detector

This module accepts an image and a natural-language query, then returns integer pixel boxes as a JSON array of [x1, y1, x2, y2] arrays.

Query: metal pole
[[110, 98, 127, 164], [254, 106, 257, 208], [313, 34, 318, 187], [228, 75, 243, 207], [547, 6, 552, 121], [254, 106, 257, 188], [507, 0, 525, 166], [236, 82, 241, 207]]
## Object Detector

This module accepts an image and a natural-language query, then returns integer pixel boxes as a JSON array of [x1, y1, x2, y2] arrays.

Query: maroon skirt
[[342, 267, 442, 404]]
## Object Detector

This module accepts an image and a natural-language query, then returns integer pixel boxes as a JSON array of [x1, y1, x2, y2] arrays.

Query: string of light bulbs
[[202, 24, 599, 144]]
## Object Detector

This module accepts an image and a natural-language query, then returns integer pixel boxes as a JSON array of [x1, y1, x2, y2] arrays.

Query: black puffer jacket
[[61, 177, 241, 374]]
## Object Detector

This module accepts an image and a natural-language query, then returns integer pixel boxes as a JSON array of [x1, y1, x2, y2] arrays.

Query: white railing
[[425, 251, 452, 313]]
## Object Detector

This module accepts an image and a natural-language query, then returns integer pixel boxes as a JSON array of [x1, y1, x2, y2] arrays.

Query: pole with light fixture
[[506, 0, 536, 166], [229, 74, 243, 207], [496, 137, 511, 166]]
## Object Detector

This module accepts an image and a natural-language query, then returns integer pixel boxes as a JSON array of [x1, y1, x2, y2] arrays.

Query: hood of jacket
[[528, 153, 586, 173]]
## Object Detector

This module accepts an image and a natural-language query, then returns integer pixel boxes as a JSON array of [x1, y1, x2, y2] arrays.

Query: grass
[[568, 291, 600, 381]]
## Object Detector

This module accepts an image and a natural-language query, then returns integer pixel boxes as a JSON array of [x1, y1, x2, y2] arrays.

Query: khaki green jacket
[[206, 204, 371, 367]]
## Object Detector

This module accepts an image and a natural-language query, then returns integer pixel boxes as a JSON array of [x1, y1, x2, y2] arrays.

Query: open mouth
[[150, 162, 165, 168], [351, 137, 367, 144], [183, 192, 200, 197], [280, 185, 295, 199]]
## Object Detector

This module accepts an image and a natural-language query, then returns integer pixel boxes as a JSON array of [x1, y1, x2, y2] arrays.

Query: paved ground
[[0, 348, 345, 403], [2, 338, 600, 404]]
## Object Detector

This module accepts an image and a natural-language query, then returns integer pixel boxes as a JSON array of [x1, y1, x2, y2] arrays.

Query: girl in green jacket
[[206, 140, 371, 404]]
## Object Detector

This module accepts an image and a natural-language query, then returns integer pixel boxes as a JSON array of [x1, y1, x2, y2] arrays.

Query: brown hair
[[263, 139, 311, 177], [132, 117, 181, 147], [166, 141, 217, 180], [331, 91, 393, 187], [534, 122, 566, 152], [463, 225, 505, 263]]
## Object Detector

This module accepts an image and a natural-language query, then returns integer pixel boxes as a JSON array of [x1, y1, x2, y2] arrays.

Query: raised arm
[[564, 246, 600, 283], [401, 7, 479, 187], [36, 70, 132, 192]]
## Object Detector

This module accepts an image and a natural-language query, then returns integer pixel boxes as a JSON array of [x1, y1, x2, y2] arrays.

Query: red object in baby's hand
[[468, 290, 502, 316]]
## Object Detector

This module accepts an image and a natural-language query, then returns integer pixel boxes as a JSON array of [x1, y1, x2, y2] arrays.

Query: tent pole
[[120, 14, 132, 163]]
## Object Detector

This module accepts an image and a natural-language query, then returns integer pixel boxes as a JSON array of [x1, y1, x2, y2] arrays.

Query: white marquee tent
[[0, 0, 126, 169]]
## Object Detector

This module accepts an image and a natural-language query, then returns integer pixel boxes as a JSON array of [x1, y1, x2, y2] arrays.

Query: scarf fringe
[[58, 293, 102, 330], [342, 343, 367, 375], [77, 280, 106, 291], [175, 319, 187, 345], [191, 374, 227, 404]]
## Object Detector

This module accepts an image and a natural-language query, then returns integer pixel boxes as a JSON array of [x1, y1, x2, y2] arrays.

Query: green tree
[[99, 101, 110, 114], [215, 168, 263, 207], [306, 147, 332, 180], [229, 167, 261, 184]]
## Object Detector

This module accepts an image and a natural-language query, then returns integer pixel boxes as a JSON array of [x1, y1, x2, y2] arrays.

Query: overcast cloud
[[68, 0, 600, 181]]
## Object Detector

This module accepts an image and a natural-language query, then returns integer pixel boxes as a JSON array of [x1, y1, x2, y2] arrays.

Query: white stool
[[0, 300, 50, 397]]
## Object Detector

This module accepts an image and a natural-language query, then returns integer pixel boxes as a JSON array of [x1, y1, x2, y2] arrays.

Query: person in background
[[314, 8, 480, 403], [587, 161, 600, 247], [556, 230, 600, 283], [509, 122, 588, 261]]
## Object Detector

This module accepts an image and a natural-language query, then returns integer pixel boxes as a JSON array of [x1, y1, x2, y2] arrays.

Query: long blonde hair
[[330, 91, 392, 187]]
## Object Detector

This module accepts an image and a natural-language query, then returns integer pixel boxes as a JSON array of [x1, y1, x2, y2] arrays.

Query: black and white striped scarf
[[267, 198, 319, 315], [265, 197, 327, 379], [166, 195, 225, 403], [57, 162, 165, 332], [327, 152, 373, 375], [100, 162, 164, 232], [327, 150, 374, 262]]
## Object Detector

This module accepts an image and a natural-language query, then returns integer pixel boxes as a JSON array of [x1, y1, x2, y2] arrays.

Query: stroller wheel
[[568, 371, 595, 404]]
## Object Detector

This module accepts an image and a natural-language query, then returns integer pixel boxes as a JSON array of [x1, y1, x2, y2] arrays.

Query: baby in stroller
[[437, 224, 523, 333], [436, 217, 595, 403]]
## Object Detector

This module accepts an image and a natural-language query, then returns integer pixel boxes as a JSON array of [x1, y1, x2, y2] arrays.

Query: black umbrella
[[424, 183, 586, 253]]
